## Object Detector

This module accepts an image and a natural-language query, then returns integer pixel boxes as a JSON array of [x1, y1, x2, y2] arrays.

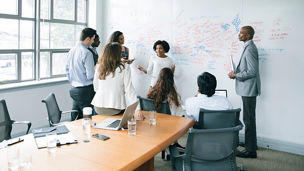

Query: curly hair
[[98, 42, 124, 80], [147, 68, 180, 111], [153, 40, 170, 53]]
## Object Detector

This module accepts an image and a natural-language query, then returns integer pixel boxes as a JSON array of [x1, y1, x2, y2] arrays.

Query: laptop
[[214, 89, 228, 97], [94, 101, 138, 130]]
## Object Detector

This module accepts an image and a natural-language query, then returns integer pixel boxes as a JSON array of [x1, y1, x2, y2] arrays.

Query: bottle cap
[[83, 107, 92, 115]]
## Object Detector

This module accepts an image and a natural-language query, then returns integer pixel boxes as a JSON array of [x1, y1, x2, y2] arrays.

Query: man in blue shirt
[[66, 28, 97, 120]]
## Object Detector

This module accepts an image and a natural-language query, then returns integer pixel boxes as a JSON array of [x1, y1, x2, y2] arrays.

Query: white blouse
[[91, 64, 138, 110], [146, 55, 174, 86]]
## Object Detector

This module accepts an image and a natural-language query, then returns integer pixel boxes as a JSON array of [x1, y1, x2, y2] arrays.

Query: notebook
[[32, 125, 77, 148], [94, 101, 138, 130]]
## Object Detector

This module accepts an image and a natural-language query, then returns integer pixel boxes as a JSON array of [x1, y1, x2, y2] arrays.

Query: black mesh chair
[[196, 108, 241, 129], [137, 96, 171, 160], [196, 108, 244, 171], [0, 99, 31, 142], [169, 125, 243, 171], [42, 93, 79, 127], [137, 96, 171, 114]]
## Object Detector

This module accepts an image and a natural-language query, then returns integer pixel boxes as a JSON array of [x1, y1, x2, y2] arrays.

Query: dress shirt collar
[[79, 41, 89, 48], [243, 39, 252, 48], [197, 93, 207, 98]]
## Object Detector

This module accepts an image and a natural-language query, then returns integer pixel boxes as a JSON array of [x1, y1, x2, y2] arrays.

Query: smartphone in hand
[[92, 133, 110, 141], [127, 59, 135, 64]]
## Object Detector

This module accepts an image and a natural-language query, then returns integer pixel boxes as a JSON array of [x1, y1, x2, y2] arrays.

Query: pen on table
[[7, 138, 24, 146]]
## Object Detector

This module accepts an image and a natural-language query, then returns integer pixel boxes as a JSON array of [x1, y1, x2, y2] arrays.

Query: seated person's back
[[185, 72, 232, 121], [147, 68, 185, 117]]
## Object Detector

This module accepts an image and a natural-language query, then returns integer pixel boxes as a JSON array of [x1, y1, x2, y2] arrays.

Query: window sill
[[0, 77, 69, 92]]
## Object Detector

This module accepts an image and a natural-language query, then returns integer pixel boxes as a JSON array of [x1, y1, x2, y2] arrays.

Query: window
[[0, 0, 88, 85]]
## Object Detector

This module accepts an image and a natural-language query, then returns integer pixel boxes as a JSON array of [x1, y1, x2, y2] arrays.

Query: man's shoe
[[239, 142, 245, 147], [174, 142, 185, 149], [236, 150, 257, 158]]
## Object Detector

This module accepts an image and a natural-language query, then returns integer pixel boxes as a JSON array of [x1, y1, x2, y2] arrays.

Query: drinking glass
[[82, 118, 91, 142], [46, 133, 57, 153], [149, 111, 156, 126], [7, 147, 20, 171], [128, 119, 136, 136], [19, 154, 32, 171]]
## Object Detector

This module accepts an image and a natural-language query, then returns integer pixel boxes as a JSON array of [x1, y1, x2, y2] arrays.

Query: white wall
[[0, 81, 72, 135], [99, 0, 304, 155]]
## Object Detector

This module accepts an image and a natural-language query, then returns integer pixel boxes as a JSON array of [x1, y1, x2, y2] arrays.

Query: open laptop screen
[[214, 89, 228, 97]]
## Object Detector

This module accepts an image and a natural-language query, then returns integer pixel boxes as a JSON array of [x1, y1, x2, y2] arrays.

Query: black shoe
[[174, 142, 185, 149], [236, 149, 257, 158], [239, 142, 245, 147]]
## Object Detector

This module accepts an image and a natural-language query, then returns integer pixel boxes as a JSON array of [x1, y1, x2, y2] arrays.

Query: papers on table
[[35, 132, 77, 148]]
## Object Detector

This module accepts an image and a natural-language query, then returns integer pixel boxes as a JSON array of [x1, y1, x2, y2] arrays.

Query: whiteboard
[[102, 0, 304, 145]]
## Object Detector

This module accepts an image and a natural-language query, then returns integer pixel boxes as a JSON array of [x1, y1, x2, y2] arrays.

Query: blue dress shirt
[[66, 42, 95, 87]]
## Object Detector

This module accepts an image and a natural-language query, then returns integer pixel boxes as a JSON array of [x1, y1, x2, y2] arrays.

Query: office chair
[[0, 99, 32, 142], [137, 96, 171, 160], [196, 108, 244, 171], [137, 96, 171, 114], [169, 125, 242, 171], [42, 93, 79, 127], [196, 108, 241, 129]]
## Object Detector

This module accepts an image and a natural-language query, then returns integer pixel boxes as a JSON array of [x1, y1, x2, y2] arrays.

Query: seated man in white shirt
[[185, 72, 233, 121]]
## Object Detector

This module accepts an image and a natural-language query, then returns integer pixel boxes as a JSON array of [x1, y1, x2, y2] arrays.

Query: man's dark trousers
[[242, 96, 257, 152], [69, 84, 95, 120]]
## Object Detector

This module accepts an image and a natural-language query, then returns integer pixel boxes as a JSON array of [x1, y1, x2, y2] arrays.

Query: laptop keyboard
[[107, 120, 121, 128]]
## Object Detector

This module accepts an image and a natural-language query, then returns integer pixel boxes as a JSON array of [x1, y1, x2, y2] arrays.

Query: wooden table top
[[0, 112, 194, 171]]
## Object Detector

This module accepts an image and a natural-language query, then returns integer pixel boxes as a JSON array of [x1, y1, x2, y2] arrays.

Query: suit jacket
[[234, 40, 261, 97]]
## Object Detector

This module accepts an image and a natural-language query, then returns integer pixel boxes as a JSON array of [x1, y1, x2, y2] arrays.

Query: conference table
[[0, 112, 194, 171]]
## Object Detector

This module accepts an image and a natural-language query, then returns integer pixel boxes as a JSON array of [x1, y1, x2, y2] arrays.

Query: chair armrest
[[61, 110, 78, 114], [12, 120, 32, 134], [169, 145, 186, 159], [62, 110, 79, 120]]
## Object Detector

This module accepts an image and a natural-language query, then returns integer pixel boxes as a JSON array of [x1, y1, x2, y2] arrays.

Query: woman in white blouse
[[138, 40, 175, 87], [91, 42, 138, 115]]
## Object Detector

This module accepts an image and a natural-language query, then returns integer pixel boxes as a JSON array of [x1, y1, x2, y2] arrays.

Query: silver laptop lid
[[118, 101, 138, 129]]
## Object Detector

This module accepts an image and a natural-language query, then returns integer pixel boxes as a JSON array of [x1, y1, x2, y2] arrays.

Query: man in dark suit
[[228, 26, 261, 158], [88, 34, 100, 66]]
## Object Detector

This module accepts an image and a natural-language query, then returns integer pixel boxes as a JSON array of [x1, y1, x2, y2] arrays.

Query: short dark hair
[[197, 72, 217, 97], [80, 28, 96, 41], [108, 31, 123, 43], [153, 40, 170, 53], [242, 26, 255, 39]]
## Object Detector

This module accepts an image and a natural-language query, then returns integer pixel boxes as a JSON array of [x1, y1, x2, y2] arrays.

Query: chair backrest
[[184, 125, 242, 171], [0, 99, 13, 141], [196, 108, 241, 129], [137, 96, 171, 114], [42, 93, 62, 126]]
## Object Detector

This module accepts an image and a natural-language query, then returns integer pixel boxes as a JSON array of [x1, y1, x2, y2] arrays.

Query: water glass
[[7, 147, 20, 171], [149, 111, 156, 126], [46, 133, 57, 153], [82, 118, 91, 142], [128, 120, 136, 136], [19, 154, 32, 171]]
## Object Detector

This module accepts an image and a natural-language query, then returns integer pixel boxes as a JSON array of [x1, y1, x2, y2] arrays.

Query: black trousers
[[69, 85, 95, 120], [242, 96, 257, 152]]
